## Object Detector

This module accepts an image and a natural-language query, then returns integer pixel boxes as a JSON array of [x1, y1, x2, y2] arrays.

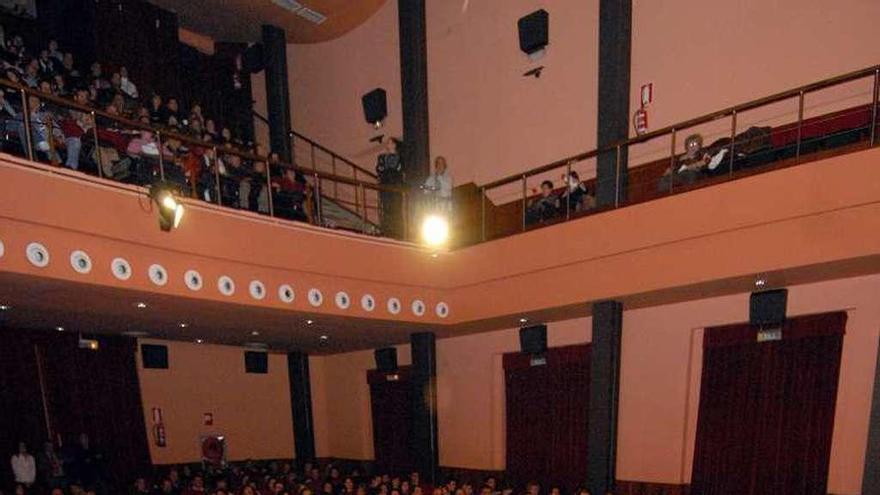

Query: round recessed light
[[55, 326, 64, 332], [179, 322, 189, 328], [755, 278, 767, 288], [320, 335, 329, 341], [251, 330, 260, 336], [306, 319, 314, 325], [135, 302, 148, 309], [0, 304, 10, 311], [431, 253, 439, 258], [195, 339, 203, 344], [519, 318, 528, 323]]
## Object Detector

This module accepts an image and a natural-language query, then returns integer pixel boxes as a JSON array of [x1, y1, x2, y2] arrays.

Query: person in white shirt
[[119, 66, 139, 99], [11, 441, 36, 486], [423, 156, 453, 212]]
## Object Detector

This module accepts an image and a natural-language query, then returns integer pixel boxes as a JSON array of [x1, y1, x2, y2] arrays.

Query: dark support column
[[862, 335, 880, 493], [595, 0, 632, 207], [410, 332, 439, 484], [287, 351, 316, 463], [397, 0, 430, 185], [588, 300, 623, 494], [262, 24, 293, 163]]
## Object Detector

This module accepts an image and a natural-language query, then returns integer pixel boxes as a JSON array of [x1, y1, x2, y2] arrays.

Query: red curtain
[[504, 344, 590, 492], [368, 367, 415, 475], [691, 312, 846, 495]]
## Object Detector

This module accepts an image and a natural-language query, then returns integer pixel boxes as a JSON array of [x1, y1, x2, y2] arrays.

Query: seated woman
[[525, 179, 560, 225], [658, 133, 711, 192], [559, 170, 593, 213]]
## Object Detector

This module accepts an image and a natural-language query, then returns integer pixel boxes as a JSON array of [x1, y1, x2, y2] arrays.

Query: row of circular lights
[[7, 240, 450, 319]]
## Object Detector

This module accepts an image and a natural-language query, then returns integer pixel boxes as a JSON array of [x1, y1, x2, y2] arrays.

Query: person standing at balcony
[[423, 155, 453, 212], [377, 137, 404, 237]]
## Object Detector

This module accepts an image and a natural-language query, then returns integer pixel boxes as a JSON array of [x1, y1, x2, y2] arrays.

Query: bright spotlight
[[149, 183, 185, 232], [421, 214, 450, 247]]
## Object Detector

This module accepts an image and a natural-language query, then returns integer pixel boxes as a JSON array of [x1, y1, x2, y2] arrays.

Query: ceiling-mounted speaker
[[244, 351, 268, 374], [362, 88, 388, 126], [519, 324, 547, 355], [518, 9, 549, 55], [242, 43, 264, 73], [749, 289, 788, 327], [142, 344, 169, 369], [374, 347, 398, 373]]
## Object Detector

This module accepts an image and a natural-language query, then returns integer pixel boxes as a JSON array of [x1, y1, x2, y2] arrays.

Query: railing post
[[614, 146, 622, 207], [795, 90, 805, 160], [90, 111, 103, 179], [310, 143, 317, 172], [313, 173, 323, 226], [331, 155, 338, 199], [480, 186, 486, 242], [156, 131, 165, 181], [565, 161, 572, 220], [729, 110, 737, 177], [668, 129, 676, 193], [265, 159, 274, 217], [20, 88, 34, 162], [871, 68, 879, 147], [213, 146, 222, 206], [359, 183, 368, 234], [521, 174, 527, 232]]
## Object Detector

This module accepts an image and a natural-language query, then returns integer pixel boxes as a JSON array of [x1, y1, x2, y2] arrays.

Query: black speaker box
[[750, 289, 788, 327], [242, 43, 265, 73], [518, 9, 549, 55], [244, 351, 269, 374], [375, 347, 398, 372], [519, 324, 548, 355], [362, 88, 388, 125], [141, 344, 169, 369]]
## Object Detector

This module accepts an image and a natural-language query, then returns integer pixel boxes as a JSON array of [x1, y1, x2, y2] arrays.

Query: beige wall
[[137, 340, 295, 464], [310, 274, 880, 494]]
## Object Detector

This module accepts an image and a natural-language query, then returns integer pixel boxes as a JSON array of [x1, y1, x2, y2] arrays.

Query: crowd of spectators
[[0, 25, 313, 223], [7, 450, 599, 495]]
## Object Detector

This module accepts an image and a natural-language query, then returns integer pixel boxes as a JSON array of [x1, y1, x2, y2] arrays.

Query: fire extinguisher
[[153, 423, 166, 447], [152, 407, 166, 447]]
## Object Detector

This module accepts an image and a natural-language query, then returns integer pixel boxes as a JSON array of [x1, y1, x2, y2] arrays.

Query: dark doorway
[[369, 366, 414, 475]]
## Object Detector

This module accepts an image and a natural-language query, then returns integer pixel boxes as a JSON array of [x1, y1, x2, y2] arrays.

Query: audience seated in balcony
[[559, 171, 593, 213], [525, 180, 560, 226], [658, 133, 711, 191]]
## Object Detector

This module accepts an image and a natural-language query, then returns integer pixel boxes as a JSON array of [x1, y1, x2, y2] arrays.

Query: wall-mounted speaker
[[244, 351, 269, 374], [141, 344, 169, 369], [750, 289, 788, 327], [362, 88, 388, 125], [518, 9, 549, 55], [242, 43, 265, 73], [374, 347, 398, 372], [519, 324, 548, 355]]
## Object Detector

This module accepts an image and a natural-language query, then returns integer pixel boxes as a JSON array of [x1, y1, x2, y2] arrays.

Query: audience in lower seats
[[7, 443, 599, 495]]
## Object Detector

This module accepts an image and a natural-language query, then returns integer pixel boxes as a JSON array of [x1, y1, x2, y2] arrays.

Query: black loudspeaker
[[519, 324, 548, 355], [750, 289, 788, 327], [362, 88, 388, 125], [242, 43, 264, 73], [374, 347, 398, 372], [141, 344, 168, 369], [244, 351, 269, 374], [518, 9, 549, 55]]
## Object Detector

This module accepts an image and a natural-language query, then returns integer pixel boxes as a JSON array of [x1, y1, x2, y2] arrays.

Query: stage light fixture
[[149, 183, 185, 232], [420, 214, 450, 247]]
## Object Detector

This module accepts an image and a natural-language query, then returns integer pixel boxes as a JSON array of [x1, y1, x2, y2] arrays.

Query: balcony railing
[[477, 64, 880, 242], [0, 78, 409, 239]]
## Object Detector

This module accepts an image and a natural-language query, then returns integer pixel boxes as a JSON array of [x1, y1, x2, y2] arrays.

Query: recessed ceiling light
[[320, 335, 329, 341], [755, 278, 767, 288], [195, 339, 203, 344], [179, 322, 189, 328], [431, 253, 439, 258], [135, 302, 147, 309], [0, 304, 10, 311], [55, 326, 64, 332], [251, 331, 260, 336], [519, 318, 528, 323], [306, 320, 314, 325]]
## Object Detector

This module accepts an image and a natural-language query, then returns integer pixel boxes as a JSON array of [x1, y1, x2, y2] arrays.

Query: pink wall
[[628, 0, 880, 166], [137, 340, 295, 464], [310, 274, 879, 493], [427, 0, 598, 186], [287, 0, 402, 174]]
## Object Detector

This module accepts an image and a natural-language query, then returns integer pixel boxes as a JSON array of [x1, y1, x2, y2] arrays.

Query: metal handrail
[[482, 64, 880, 190], [1, 77, 401, 195], [291, 130, 378, 180]]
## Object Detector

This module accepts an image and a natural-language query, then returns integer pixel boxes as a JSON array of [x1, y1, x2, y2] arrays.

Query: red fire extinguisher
[[152, 407, 166, 447]]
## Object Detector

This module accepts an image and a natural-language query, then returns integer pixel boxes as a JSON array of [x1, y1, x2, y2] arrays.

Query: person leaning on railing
[[657, 133, 711, 192], [525, 179, 561, 225]]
